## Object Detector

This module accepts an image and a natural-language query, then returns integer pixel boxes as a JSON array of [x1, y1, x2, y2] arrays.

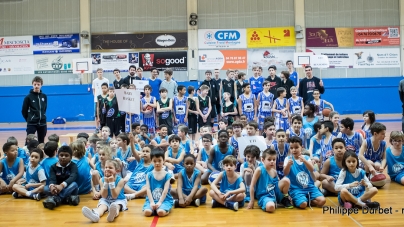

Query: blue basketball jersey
[[117, 146, 137, 172], [219, 171, 243, 194], [180, 168, 201, 195], [311, 136, 322, 158], [142, 96, 156, 131], [138, 134, 151, 145], [320, 135, 335, 167], [274, 98, 289, 130], [212, 145, 234, 171], [154, 136, 169, 145], [25, 164, 44, 185], [230, 136, 239, 156], [145, 171, 174, 203], [361, 124, 372, 139], [86, 147, 94, 157], [258, 91, 274, 115], [287, 155, 315, 190], [18, 147, 29, 167], [310, 99, 325, 120], [288, 128, 307, 148], [128, 158, 153, 190], [364, 138, 386, 162], [167, 146, 185, 174], [249, 76, 264, 96], [274, 98, 288, 118], [72, 157, 92, 194], [332, 125, 340, 137], [341, 132, 362, 155], [40, 157, 59, 184], [200, 147, 209, 162], [340, 169, 366, 196], [386, 147, 404, 180], [173, 96, 188, 125], [0, 157, 21, 184], [95, 161, 104, 178], [328, 156, 342, 182], [240, 93, 255, 121], [180, 140, 192, 155], [288, 96, 303, 115], [274, 143, 289, 178], [102, 175, 125, 200], [255, 166, 279, 199]]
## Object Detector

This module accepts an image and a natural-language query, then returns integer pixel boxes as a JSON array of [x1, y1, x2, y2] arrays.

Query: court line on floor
[[0, 198, 13, 206], [326, 197, 363, 227], [150, 216, 159, 227]]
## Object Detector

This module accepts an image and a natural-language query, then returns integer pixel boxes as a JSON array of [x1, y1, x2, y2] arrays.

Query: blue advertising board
[[32, 34, 80, 54]]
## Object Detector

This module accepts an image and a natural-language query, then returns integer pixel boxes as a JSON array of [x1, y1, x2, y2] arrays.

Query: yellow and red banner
[[247, 27, 296, 48]]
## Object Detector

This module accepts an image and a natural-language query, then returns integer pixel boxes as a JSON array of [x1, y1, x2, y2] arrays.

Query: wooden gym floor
[[0, 115, 403, 227]]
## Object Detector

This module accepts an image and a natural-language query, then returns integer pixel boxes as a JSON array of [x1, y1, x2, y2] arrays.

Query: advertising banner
[[306, 28, 354, 47], [32, 34, 80, 54], [306, 48, 355, 68], [198, 50, 247, 70], [0, 55, 35, 75], [247, 27, 296, 48], [139, 51, 187, 71], [353, 48, 400, 68], [34, 54, 81, 74], [198, 29, 247, 49], [0, 36, 33, 56], [91, 32, 188, 51], [247, 48, 295, 70], [354, 27, 400, 46], [91, 52, 139, 72]]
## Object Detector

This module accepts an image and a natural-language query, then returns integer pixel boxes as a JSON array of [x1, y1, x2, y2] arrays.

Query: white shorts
[[98, 198, 128, 211]]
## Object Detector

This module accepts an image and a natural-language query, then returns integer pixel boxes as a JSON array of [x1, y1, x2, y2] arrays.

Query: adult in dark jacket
[[21, 76, 47, 144], [123, 65, 137, 85], [298, 65, 325, 104], [199, 70, 219, 123], [42, 146, 79, 210], [280, 71, 295, 99], [265, 65, 282, 98]]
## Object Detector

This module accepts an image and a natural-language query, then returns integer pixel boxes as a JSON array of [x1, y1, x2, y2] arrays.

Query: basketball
[[322, 108, 332, 117], [356, 129, 366, 139], [146, 106, 153, 111], [370, 173, 386, 188], [208, 171, 222, 185]]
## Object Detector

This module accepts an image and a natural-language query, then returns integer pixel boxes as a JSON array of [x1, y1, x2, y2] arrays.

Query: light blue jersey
[[18, 147, 29, 167], [200, 147, 209, 162], [0, 157, 21, 184], [239, 93, 255, 121], [287, 155, 316, 191], [143, 171, 174, 212], [102, 175, 125, 200], [219, 171, 243, 194], [337, 169, 366, 205], [180, 168, 205, 203], [167, 146, 185, 174], [25, 164, 45, 190], [127, 158, 153, 191], [40, 157, 58, 184], [386, 147, 404, 183], [72, 157, 92, 194], [95, 161, 104, 178], [328, 156, 342, 182], [254, 166, 283, 206], [180, 140, 192, 155], [211, 145, 234, 171], [117, 146, 137, 172]]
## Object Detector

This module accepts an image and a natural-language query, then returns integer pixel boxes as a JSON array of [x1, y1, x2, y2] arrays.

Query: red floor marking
[[150, 216, 159, 227]]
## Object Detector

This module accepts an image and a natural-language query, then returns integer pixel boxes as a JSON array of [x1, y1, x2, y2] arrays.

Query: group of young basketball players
[[1, 63, 404, 223]]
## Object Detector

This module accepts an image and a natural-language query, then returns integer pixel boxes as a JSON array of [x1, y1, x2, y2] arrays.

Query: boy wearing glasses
[[298, 65, 325, 104]]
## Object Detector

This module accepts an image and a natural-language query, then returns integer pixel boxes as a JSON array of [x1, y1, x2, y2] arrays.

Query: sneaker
[[12, 192, 19, 199], [281, 196, 294, 209], [225, 201, 238, 211], [82, 206, 100, 223], [193, 199, 200, 207], [32, 193, 41, 201], [321, 189, 330, 197], [365, 201, 380, 209], [43, 197, 57, 210], [125, 194, 135, 201], [344, 202, 353, 209], [107, 203, 119, 222], [174, 199, 180, 208], [69, 195, 80, 206], [211, 200, 221, 208]]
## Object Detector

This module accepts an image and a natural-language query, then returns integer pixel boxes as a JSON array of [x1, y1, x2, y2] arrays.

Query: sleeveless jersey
[[142, 96, 156, 130], [219, 171, 243, 194], [274, 143, 289, 178], [212, 145, 234, 171], [173, 96, 188, 124], [188, 97, 197, 116], [145, 172, 174, 203], [240, 93, 255, 121], [361, 125, 372, 139], [320, 135, 335, 167], [255, 166, 279, 199], [158, 98, 173, 129], [332, 125, 340, 137], [154, 135, 169, 144], [97, 94, 108, 124], [222, 102, 236, 125], [180, 168, 201, 195], [340, 169, 366, 197], [287, 155, 315, 190], [310, 99, 325, 120], [288, 96, 303, 115], [198, 95, 210, 116], [249, 76, 264, 96], [258, 91, 274, 115], [341, 132, 362, 155], [180, 140, 192, 155], [128, 158, 153, 190], [230, 136, 239, 156], [288, 128, 307, 149], [200, 147, 209, 162], [117, 146, 137, 172], [167, 146, 184, 173], [386, 147, 404, 180], [274, 98, 288, 119], [0, 157, 21, 184], [95, 161, 104, 178], [222, 79, 236, 102], [40, 157, 58, 184], [328, 156, 342, 182], [72, 157, 92, 194], [364, 138, 386, 162], [102, 175, 125, 200], [106, 96, 120, 118], [25, 164, 44, 185], [236, 79, 248, 99]]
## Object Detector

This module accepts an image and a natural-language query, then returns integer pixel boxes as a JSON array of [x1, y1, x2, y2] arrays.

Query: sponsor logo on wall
[[139, 51, 187, 71], [198, 29, 247, 49]]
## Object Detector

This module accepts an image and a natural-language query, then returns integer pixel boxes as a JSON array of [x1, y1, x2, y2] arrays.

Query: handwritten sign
[[237, 136, 267, 157], [115, 89, 141, 114], [132, 80, 149, 92]]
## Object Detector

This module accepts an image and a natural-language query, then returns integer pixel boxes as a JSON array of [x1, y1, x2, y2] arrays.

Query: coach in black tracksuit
[[21, 76, 48, 144]]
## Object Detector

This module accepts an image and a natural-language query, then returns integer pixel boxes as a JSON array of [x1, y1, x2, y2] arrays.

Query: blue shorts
[[257, 185, 284, 210], [127, 182, 146, 191], [338, 190, 365, 206], [143, 200, 173, 213], [183, 188, 206, 204], [289, 186, 323, 207], [394, 171, 404, 184], [258, 112, 272, 130]]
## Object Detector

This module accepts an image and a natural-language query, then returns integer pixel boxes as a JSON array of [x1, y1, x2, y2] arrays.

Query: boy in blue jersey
[[337, 117, 363, 155], [284, 136, 326, 209], [149, 67, 162, 100], [359, 122, 387, 176], [164, 135, 186, 178], [7, 136, 29, 168], [101, 126, 112, 143], [385, 131, 404, 185], [247, 148, 293, 212], [308, 122, 322, 164], [209, 155, 246, 211], [257, 81, 274, 134], [116, 133, 138, 177], [143, 148, 174, 217], [173, 85, 188, 134], [240, 145, 261, 202], [270, 129, 289, 179], [139, 124, 152, 146], [319, 121, 336, 168], [237, 83, 256, 122], [71, 141, 92, 195], [141, 85, 157, 136], [319, 138, 346, 196], [286, 115, 307, 148], [178, 125, 195, 156], [272, 87, 289, 130], [85, 134, 99, 159], [286, 60, 298, 89], [151, 124, 170, 151], [249, 66, 264, 97], [0, 142, 25, 194], [41, 141, 59, 184], [201, 130, 236, 185]]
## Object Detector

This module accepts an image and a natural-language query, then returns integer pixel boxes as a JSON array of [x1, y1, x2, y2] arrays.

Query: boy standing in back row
[[92, 68, 110, 133], [160, 68, 178, 99]]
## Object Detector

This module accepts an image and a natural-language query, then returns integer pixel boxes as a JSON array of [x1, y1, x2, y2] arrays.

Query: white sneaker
[[194, 198, 200, 207], [82, 206, 100, 223], [125, 194, 135, 200], [107, 203, 118, 222]]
